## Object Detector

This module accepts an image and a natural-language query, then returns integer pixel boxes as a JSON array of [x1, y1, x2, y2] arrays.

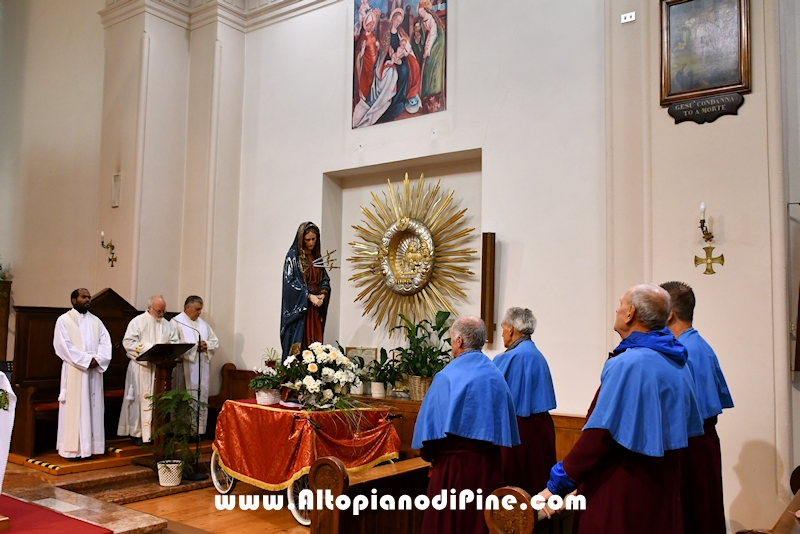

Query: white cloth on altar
[[171, 312, 218, 434], [53, 310, 112, 458], [0, 371, 16, 493], [117, 312, 178, 442]]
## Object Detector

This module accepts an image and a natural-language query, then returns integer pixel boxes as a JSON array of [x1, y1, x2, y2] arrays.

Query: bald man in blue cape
[[412, 316, 519, 534], [662, 281, 733, 534], [539, 284, 703, 534]]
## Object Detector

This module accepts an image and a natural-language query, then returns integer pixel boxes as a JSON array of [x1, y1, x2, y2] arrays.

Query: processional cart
[[211, 399, 400, 525]]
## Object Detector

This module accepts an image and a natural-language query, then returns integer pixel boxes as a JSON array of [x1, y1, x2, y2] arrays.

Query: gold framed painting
[[660, 0, 750, 106]]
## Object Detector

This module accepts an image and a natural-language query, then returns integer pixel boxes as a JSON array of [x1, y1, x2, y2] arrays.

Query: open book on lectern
[[136, 343, 195, 363]]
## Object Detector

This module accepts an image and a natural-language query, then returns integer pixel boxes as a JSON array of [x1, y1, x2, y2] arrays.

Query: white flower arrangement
[[282, 343, 362, 410]]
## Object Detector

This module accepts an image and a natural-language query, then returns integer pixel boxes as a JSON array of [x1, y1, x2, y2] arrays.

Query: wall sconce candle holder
[[100, 232, 117, 267], [694, 203, 723, 275]]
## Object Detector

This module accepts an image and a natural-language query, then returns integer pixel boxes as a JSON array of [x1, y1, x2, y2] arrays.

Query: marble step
[[84, 476, 215, 505]]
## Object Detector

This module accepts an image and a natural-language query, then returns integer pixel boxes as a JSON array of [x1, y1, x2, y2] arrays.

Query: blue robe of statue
[[280, 222, 331, 360]]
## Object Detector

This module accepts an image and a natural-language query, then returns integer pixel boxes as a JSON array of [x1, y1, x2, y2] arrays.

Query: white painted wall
[[236, 0, 608, 418], [0, 0, 106, 357]]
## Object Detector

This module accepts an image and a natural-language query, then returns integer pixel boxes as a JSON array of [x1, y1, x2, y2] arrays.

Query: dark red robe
[[501, 413, 556, 495], [421, 435, 503, 534], [682, 416, 726, 534], [562, 389, 684, 534]]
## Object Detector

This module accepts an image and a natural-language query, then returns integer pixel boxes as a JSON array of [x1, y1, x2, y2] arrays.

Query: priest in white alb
[[171, 295, 218, 435], [53, 288, 112, 460], [118, 295, 178, 445]]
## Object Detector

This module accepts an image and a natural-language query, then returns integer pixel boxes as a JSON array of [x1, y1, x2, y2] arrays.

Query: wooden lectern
[[137, 343, 194, 396]]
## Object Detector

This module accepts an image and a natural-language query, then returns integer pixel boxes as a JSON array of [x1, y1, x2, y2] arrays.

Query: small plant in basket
[[249, 347, 285, 405], [281, 342, 362, 410]]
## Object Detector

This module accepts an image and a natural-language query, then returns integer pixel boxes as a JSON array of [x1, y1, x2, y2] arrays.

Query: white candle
[[700, 202, 706, 221], [101, 231, 105, 240]]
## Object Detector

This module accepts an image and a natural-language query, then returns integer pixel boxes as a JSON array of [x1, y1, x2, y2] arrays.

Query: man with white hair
[[538, 284, 703, 534], [493, 307, 557, 494], [412, 315, 519, 534], [118, 295, 179, 446], [171, 295, 218, 435]]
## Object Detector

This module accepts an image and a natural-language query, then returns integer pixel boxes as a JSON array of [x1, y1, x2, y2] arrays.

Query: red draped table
[[212, 399, 400, 490]]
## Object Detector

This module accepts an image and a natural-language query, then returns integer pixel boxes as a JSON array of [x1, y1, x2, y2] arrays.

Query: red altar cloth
[[213, 400, 400, 490]]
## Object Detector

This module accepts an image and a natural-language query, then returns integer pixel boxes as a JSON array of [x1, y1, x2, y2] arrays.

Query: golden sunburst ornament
[[349, 173, 476, 331]]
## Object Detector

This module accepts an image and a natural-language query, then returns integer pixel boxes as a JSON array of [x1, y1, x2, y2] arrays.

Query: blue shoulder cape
[[583, 328, 704, 457], [493, 338, 557, 417], [412, 351, 520, 449], [678, 328, 733, 420]]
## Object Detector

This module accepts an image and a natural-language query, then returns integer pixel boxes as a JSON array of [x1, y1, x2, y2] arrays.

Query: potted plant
[[393, 311, 452, 401], [348, 353, 370, 395], [148, 388, 207, 487], [249, 347, 283, 405], [367, 349, 403, 397]]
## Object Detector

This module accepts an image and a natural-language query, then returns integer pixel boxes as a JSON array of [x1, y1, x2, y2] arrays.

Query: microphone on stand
[[172, 318, 208, 482]]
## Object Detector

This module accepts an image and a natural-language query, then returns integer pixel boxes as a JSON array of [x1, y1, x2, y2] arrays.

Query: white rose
[[323, 389, 334, 400], [308, 363, 318, 373], [302, 350, 314, 363]]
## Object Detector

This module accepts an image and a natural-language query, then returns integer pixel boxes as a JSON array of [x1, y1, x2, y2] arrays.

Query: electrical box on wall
[[111, 174, 121, 208]]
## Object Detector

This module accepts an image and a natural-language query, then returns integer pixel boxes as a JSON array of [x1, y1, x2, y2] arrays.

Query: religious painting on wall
[[352, 0, 447, 129], [660, 0, 750, 106]]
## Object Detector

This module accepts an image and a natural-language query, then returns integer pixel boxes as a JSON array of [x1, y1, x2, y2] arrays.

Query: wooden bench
[[309, 456, 429, 534], [11, 289, 144, 457]]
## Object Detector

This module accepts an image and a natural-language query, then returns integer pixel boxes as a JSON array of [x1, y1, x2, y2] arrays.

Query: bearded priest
[[53, 288, 112, 460], [117, 295, 179, 445]]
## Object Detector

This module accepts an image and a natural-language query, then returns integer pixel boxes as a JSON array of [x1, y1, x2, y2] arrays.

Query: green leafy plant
[[147, 389, 207, 476], [248, 364, 284, 390], [367, 348, 403, 386], [393, 311, 452, 378]]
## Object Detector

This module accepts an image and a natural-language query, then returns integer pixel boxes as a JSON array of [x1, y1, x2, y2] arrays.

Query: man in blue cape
[[412, 315, 519, 534], [661, 281, 733, 534], [493, 306, 557, 494], [539, 283, 703, 534]]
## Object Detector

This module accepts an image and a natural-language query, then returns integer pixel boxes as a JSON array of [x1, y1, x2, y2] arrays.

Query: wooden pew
[[207, 363, 256, 411], [11, 289, 142, 456], [484, 487, 574, 534], [309, 456, 429, 534]]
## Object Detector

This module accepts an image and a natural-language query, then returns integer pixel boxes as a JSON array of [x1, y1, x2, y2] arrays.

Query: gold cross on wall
[[694, 246, 724, 275]]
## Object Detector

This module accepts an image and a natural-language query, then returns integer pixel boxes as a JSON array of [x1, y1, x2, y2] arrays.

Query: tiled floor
[[2, 462, 168, 533]]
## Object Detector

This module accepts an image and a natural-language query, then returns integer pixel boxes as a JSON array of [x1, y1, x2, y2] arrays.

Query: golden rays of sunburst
[[348, 173, 476, 331]]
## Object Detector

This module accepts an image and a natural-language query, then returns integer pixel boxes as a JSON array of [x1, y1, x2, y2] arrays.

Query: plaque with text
[[668, 93, 744, 125]]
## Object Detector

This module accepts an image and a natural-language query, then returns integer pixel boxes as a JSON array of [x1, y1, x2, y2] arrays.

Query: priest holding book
[[118, 295, 179, 445]]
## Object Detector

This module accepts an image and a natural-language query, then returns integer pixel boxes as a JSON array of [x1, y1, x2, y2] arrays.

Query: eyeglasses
[[149, 306, 166, 315]]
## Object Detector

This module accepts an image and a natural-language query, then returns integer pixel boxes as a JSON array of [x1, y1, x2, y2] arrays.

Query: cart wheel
[[210, 450, 237, 495], [287, 474, 311, 526]]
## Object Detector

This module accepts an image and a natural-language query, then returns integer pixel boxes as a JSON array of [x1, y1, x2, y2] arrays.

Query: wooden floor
[[125, 483, 310, 534]]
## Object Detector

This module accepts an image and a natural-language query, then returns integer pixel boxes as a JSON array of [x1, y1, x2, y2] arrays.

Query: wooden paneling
[[552, 414, 586, 462], [354, 395, 586, 462], [10, 289, 147, 456]]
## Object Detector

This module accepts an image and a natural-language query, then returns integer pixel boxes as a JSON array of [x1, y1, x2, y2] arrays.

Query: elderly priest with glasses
[[118, 295, 179, 446], [412, 315, 519, 534]]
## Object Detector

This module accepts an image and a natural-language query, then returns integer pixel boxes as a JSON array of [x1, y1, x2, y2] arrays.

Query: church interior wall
[[234, 0, 609, 419], [0, 0, 106, 355], [781, 0, 800, 476], [0, 0, 796, 530]]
